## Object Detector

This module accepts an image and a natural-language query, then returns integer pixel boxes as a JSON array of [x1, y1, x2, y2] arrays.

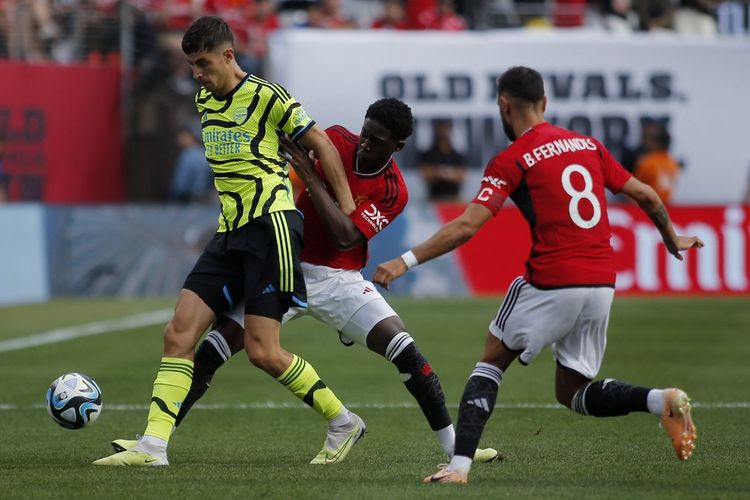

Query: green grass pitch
[[0, 296, 749, 499]]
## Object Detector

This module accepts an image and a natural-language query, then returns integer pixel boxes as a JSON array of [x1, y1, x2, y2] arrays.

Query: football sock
[[448, 455, 473, 473], [570, 378, 651, 417], [646, 389, 666, 415], [143, 357, 194, 442], [175, 331, 230, 427], [276, 354, 345, 422], [453, 362, 502, 466], [137, 435, 168, 457], [435, 425, 457, 458], [387, 333, 453, 446]]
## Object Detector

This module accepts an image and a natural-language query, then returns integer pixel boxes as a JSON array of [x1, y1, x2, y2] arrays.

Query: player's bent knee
[[245, 345, 286, 375], [162, 320, 198, 358]]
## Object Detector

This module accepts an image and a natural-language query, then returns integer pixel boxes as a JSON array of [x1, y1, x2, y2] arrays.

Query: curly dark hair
[[497, 66, 545, 104], [365, 98, 414, 142], [182, 16, 234, 54]]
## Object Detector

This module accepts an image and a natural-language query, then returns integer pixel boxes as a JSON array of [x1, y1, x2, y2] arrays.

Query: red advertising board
[[0, 62, 123, 202], [436, 204, 750, 295]]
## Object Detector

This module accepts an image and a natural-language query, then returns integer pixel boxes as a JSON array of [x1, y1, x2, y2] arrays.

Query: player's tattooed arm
[[648, 204, 670, 232], [621, 177, 704, 260]]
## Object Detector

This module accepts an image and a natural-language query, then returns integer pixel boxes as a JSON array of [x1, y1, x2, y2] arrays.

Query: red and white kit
[[229, 125, 409, 345], [473, 122, 631, 378]]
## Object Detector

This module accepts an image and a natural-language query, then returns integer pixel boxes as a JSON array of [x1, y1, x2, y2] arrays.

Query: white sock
[[136, 435, 168, 457], [448, 455, 472, 473], [435, 425, 456, 457], [647, 389, 665, 415], [329, 408, 351, 427]]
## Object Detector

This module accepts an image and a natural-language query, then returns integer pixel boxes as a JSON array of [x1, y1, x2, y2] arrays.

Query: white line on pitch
[[0, 309, 173, 354], [2, 401, 749, 411]]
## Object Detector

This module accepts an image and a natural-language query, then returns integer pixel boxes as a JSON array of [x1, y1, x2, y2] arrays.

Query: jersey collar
[[212, 73, 249, 101], [354, 155, 392, 177]]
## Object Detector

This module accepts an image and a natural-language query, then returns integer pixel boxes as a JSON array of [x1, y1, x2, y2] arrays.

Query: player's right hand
[[279, 134, 315, 179], [373, 257, 408, 290]]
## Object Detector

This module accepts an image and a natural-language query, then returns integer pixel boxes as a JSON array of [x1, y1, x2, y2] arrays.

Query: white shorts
[[226, 262, 397, 348], [489, 276, 615, 380]]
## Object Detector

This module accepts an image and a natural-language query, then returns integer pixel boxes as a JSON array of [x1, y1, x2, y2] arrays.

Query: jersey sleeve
[[325, 125, 347, 152], [350, 182, 407, 241], [271, 86, 316, 140], [470, 152, 522, 215], [592, 138, 632, 193]]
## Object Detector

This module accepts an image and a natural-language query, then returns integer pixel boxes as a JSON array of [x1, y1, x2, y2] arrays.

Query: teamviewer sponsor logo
[[361, 203, 389, 231]]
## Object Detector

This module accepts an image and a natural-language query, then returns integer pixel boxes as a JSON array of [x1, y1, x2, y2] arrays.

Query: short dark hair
[[651, 124, 671, 150], [497, 66, 545, 104], [182, 16, 234, 54], [365, 98, 413, 142]]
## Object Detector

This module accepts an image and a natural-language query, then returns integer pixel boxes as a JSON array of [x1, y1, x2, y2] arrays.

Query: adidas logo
[[362, 286, 374, 294], [466, 398, 490, 412]]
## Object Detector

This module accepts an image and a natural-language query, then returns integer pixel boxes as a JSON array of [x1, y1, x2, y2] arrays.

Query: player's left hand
[[279, 134, 315, 178], [373, 257, 408, 290], [667, 235, 705, 261]]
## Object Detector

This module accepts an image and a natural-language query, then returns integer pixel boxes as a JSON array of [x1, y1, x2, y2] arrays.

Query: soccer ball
[[46, 373, 102, 429]]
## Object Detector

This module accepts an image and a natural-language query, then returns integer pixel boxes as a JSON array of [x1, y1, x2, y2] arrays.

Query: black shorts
[[183, 210, 307, 321]]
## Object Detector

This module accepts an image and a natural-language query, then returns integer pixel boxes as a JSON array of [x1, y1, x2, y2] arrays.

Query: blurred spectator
[[83, 0, 120, 66], [674, 0, 719, 36], [597, 0, 638, 33], [243, 0, 280, 76], [553, 0, 587, 27], [169, 121, 214, 204], [514, 0, 552, 28], [2, 0, 58, 60], [418, 119, 467, 202], [405, 0, 436, 29], [632, 122, 681, 204], [127, 30, 198, 201], [743, 166, 750, 205], [634, 0, 674, 31], [717, 1, 749, 36], [307, 0, 356, 28], [405, 0, 465, 30], [432, 0, 466, 30], [371, 0, 408, 29]]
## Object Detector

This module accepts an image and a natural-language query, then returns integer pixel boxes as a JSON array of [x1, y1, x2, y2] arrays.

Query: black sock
[[454, 363, 502, 459], [174, 331, 230, 427], [388, 333, 452, 431], [571, 378, 651, 417]]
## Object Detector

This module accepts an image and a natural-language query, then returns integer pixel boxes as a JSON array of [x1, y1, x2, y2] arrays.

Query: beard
[[502, 115, 516, 142]]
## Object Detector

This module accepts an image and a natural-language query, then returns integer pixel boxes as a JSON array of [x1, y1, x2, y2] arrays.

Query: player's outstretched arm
[[296, 125, 356, 215], [280, 135, 365, 250], [620, 177, 704, 260], [373, 203, 492, 289]]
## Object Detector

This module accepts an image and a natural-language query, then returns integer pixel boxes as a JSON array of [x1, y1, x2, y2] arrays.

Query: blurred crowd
[[2, 1, 748, 64], [1, 0, 748, 203]]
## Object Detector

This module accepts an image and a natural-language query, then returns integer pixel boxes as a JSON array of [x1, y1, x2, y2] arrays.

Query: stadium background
[[1, 2, 750, 497], [2, 0, 750, 305]]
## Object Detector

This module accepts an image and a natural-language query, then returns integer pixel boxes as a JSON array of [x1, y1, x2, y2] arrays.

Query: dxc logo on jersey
[[481, 176, 507, 189], [361, 203, 389, 232]]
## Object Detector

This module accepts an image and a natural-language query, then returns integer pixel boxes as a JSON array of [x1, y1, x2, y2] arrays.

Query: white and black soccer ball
[[46, 373, 102, 429]]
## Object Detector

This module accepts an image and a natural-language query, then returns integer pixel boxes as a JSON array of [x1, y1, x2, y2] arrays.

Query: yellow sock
[[276, 354, 344, 421], [143, 357, 194, 442]]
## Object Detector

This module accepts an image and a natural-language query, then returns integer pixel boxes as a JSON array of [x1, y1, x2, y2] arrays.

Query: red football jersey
[[299, 125, 409, 270], [472, 122, 632, 288]]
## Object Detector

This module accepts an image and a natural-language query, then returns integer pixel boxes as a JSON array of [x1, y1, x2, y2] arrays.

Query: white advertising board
[[269, 30, 750, 204]]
